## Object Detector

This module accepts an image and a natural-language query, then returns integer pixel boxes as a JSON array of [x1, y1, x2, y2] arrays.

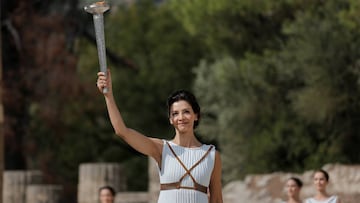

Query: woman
[[99, 186, 115, 203], [281, 177, 303, 203], [97, 70, 223, 203], [305, 169, 341, 203]]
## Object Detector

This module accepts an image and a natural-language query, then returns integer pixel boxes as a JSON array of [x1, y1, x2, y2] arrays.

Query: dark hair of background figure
[[99, 185, 116, 196], [288, 177, 303, 188], [314, 169, 329, 181]]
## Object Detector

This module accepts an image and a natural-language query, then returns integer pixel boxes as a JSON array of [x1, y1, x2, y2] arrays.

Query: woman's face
[[286, 179, 301, 198], [169, 100, 198, 133], [99, 188, 114, 203], [313, 171, 328, 191]]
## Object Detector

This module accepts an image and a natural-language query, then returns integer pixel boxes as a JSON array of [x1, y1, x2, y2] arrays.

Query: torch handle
[[93, 14, 108, 93]]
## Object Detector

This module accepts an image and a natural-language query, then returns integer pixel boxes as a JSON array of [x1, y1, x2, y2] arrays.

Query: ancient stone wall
[[6, 163, 357, 203], [223, 164, 360, 203], [3, 170, 63, 203], [78, 163, 126, 203]]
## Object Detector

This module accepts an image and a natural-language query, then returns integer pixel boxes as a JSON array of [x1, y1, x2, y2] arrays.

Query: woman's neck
[[315, 190, 330, 199], [287, 196, 302, 203], [172, 133, 201, 148]]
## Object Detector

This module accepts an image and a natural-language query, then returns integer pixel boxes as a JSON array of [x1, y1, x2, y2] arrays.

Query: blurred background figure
[[99, 185, 115, 203], [282, 177, 303, 203], [305, 169, 341, 203]]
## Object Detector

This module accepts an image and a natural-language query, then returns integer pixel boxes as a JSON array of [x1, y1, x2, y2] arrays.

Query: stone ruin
[[3, 160, 359, 203], [2, 170, 63, 203], [223, 163, 360, 203]]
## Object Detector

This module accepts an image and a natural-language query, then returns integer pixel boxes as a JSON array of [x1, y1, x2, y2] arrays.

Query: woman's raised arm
[[97, 70, 163, 164]]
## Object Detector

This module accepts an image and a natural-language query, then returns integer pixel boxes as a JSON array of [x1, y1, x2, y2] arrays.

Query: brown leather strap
[[161, 182, 208, 194], [160, 142, 214, 194], [178, 144, 214, 182]]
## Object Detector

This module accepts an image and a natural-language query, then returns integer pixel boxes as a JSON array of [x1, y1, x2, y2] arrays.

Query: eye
[[171, 112, 178, 117]]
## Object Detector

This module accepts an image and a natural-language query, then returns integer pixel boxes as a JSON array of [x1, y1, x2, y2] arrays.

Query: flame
[[96, 1, 106, 5]]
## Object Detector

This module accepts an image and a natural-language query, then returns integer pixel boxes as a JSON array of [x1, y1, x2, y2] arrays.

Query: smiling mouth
[[178, 123, 189, 127]]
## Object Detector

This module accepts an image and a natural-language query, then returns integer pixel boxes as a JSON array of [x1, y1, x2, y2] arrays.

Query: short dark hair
[[288, 177, 303, 188], [99, 185, 115, 196], [167, 90, 201, 128], [314, 169, 329, 181]]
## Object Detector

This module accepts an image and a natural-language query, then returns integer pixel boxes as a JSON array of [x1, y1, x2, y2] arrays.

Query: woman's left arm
[[209, 150, 223, 203]]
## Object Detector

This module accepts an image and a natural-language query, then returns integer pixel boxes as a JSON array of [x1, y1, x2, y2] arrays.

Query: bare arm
[[209, 151, 223, 203], [97, 70, 163, 164]]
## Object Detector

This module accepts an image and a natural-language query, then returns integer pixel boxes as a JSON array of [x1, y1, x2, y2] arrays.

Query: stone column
[[2, 170, 43, 203], [78, 163, 126, 203], [26, 185, 62, 203], [115, 192, 149, 203]]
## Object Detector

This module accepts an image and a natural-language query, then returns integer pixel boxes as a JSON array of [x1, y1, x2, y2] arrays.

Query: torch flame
[[96, 1, 106, 5]]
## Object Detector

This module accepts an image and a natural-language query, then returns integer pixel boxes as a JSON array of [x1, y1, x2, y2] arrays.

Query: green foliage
[[169, 0, 318, 56], [193, 0, 360, 182], [280, 0, 360, 164], [104, 0, 206, 136]]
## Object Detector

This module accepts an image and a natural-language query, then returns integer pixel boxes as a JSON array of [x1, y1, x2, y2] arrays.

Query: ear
[[169, 117, 173, 125]]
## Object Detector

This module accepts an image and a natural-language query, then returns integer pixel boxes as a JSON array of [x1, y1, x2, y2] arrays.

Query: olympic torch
[[84, 1, 110, 93]]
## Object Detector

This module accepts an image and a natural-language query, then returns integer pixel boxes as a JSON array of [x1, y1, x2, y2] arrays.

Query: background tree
[[192, 0, 360, 181], [2, 0, 94, 200], [0, 5, 4, 201]]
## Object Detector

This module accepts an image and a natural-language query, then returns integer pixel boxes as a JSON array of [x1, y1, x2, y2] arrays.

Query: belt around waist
[[160, 182, 208, 194]]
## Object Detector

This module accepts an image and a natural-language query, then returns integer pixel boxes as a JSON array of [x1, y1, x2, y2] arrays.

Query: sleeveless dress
[[157, 140, 216, 203], [305, 196, 338, 203]]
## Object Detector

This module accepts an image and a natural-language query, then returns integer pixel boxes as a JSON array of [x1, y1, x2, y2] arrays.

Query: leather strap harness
[[160, 142, 213, 194]]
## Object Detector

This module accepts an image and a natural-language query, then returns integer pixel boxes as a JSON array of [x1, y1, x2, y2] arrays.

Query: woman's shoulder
[[150, 137, 165, 147], [203, 142, 216, 149], [330, 195, 339, 203]]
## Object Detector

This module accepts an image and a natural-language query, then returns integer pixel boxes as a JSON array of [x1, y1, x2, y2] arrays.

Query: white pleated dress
[[157, 140, 216, 203], [305, 196, 338, 203]]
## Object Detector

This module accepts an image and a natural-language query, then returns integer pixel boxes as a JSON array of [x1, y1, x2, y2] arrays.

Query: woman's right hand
[[97, 69, 112, 95]]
